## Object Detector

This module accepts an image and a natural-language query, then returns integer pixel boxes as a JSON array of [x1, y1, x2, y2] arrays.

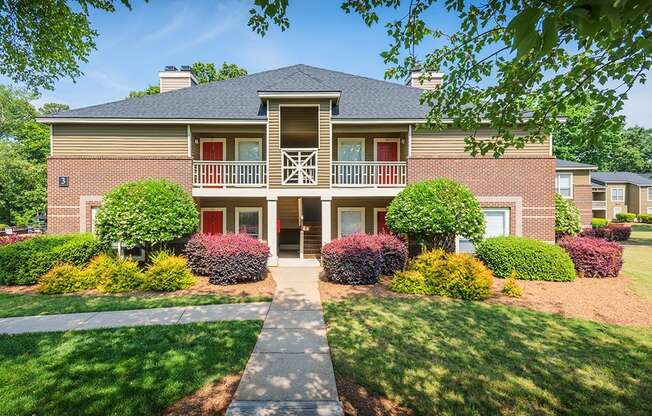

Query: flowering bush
[[373, 233, 408, 276], [475, 236, 576, 281], [184, 233, 269, 284], [579, 224, 631, 241], [322, 234, 382, 284], [391, 249, 493, 300], [0, 234, 30, 246], [95, 179, 199, 251], [555, 193, 581, 238], [143, 250, 196, 291], [559, 236, 623, 278]]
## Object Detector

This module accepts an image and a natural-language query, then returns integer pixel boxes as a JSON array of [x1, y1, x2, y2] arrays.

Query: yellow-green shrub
[[37, 264, 90, 294], [89, 254, 145, 293], [390, 270, 429, 294], [143, 251, 196, 291], [502, 271, 522, 298]]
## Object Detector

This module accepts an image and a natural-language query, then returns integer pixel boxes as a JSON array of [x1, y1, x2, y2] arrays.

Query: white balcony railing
[[282, 148, 318, 185], [193, 161, 267, 188], [592, 200, 607, 209], [332, 161, 407, 187]]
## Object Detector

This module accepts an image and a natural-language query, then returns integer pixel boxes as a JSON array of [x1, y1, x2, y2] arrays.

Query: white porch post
[[321, 196, 332, 246], [267, 196, 278, 266]]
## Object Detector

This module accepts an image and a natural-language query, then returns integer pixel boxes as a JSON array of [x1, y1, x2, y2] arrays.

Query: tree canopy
[[0, 0, 134, 91], [248, 0, 652, 156], [127, 62, 248, 98]]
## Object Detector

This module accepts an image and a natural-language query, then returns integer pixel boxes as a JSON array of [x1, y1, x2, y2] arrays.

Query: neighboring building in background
[[555, 159, 597, 227], [591, 172, 652, 219], [38, 64, 556, 265]]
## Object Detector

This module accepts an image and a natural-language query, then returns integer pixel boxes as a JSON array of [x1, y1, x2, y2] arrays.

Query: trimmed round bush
[[639, 214, 652, 224], [559, 236, 623, 278], [615, 212, 637, 223], [37, 264, 88, 294], [591, 218, 608, 228], [555, 193, 581, 237], [475, 236, 576, 281], [184, 233, 269, 284], [321, 234, 381, 284], [95, 179, 199, 251], [87, 254, 145, 293], [579, 224, 631, 241], [143, 250, 196, 291], [386, 179, 485, 252], [374, 233, 408, 276], [0, 234, 103, 285], [391, 249, 493, 300]]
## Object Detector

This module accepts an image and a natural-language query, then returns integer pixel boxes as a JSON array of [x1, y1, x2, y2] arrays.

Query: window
[[555, 173, 573, 198], [338, 207, 365, 237], [613, 206, 622, 219], [648, 187, 652, 202], [235, 138, 262, 161], [647, 207, 652, 214], [611, 187, 625, 202], [338, 138, 365, 161], [91, 207, 99, 235], [235, 207, 262, 239], [458, 208, 510, 253]]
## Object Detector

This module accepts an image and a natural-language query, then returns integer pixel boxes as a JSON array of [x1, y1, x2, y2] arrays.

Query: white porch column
[[321, 196, 332, 246], [267, 196, 278, 266]]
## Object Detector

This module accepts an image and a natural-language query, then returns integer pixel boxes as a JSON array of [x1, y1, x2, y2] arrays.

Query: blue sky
[[17, 0, 652, 127]]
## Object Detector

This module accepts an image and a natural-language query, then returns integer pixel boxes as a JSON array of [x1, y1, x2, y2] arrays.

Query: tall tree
[[39, 102, 70, 115], [0, 0, 135, 91], [248, 0, 652, 156], [127, 62, 248, 98], [0, 141, 46, 226]]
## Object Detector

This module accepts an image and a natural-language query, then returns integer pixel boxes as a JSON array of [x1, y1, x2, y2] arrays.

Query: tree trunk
[[420, 233, 456, 253]]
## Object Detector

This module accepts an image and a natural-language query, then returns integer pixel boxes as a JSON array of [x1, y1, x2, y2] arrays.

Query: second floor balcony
[[332, 161, 407, 187], [193, 160, 267, 188], [592, 200, 607, 210]]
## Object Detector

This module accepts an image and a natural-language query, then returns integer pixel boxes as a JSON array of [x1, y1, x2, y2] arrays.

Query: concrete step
[[227, 400, 343, 416]]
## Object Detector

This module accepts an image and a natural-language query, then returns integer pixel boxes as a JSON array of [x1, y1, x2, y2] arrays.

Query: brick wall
[[47, 156, 192, 234], [408, 156, 556, 241]]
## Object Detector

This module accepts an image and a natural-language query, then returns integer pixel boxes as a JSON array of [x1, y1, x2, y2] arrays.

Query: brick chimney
[[405, 69, 443, 90], [159, 65, 197, 93]]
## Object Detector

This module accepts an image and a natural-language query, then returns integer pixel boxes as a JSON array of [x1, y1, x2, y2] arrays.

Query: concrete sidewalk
[[227, 267, 343, 416], [0, 302, 271, 334]]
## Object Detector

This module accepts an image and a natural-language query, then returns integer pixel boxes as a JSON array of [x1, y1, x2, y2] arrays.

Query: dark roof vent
[[164, 65, 178, 72], [180, 65, 192, 72]]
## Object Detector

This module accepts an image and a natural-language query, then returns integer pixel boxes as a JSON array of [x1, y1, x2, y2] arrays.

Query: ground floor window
[[338, 207, 365, 237], [648, 207, 652, 214], [458, 208, 510, 253], [236, 207, 262, 239], [91, 206, 99, 235], [201, 208, 226, 235]]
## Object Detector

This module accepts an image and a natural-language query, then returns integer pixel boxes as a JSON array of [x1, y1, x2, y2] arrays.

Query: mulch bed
[[163, 374, 241, 416], [319, 273, 652, 326], [336, 376, 412, 416]]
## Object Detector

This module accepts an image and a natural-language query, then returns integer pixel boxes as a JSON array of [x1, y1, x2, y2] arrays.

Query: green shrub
[[591, 218, 609, 228], [386, 179, 485, 252], [638, 214, 652, 224], [95, 179, 199, 251], [502, 271, 522, 298], [615, 212, 637, 223], [555, 194, 581, 237], [390, 270, 429, 295], [37, 264, 96, 294], [0, 234, 103, 285], [391, 249, 493, 300], [475, 236, 576, 281], [143, 250, 196, 291], [90, 254, 145, 293]]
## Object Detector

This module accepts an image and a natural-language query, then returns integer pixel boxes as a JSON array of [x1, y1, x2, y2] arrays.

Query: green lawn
[[0, 321, 261, 416], [324, 298, 652, 416], [0, 292, 271, 318], [622, 224, 652, 300]]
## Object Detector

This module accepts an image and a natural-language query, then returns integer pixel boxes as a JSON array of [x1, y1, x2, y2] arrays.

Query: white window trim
[[199, 138, 226, 160], [555, 172, 573, 199], [235, 207, 263, 240], [613, 206, 623, 219], [647, 187, 652, 202], [90, 206, 99, 235], [611, 187, 625, 202], [235, 137, 263, 161], [373, 207, 387, 234], [373, 138, 401, 161], [200, 207, 227, 234], [337, 137, 366, 161], [337, 207, 366, 238]]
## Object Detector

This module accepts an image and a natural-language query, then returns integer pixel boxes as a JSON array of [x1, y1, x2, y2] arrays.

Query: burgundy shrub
[[579, 224, 631, 242], [321, 234, 381, 285], [559, 236, 623, 278], [184, 233, 270, 285], [0, 235, 30, 246], [372, 233, 408, 276]]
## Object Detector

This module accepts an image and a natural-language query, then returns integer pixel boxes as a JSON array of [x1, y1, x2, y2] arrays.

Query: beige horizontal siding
[[52, 124, 188, 156], [411, 128, 550, 157]]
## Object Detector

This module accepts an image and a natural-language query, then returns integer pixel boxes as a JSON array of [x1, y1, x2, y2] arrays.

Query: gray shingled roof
[[46, 64, 429, 120], [555, 159, 597, 169], [591, 172, 652, 186]]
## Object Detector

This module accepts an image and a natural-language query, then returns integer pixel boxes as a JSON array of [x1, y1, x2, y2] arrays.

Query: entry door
[[376, 141, 398, 185], [202, 210, 224, 235], [202, 141, 224, 187], [376, 210, 390, 234]]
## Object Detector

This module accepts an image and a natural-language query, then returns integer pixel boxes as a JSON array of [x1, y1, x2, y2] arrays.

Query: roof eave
[[257, 91, 341, 103], [35, 117, 267, 125]]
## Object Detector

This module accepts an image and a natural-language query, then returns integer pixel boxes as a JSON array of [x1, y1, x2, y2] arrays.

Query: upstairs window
[[555, 173, 573, 198], [611, 188, 624, 202]]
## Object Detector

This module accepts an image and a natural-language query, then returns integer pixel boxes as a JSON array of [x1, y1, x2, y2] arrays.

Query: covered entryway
[[277, 197, 321, 259]]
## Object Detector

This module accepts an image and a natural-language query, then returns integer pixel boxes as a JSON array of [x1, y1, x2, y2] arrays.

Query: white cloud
[[141, 4, 192, 43]]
